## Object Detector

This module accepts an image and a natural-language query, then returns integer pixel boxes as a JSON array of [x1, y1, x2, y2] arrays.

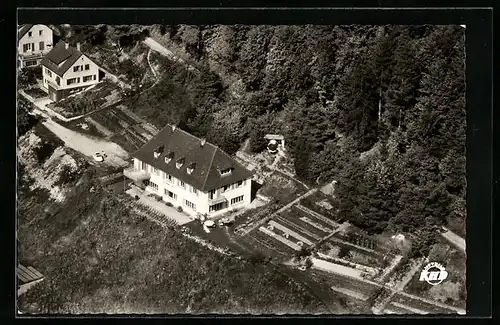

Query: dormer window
[[164, 151, 174, 164], [176, 157, 185, 169], [187, 162, 196, 175], [153, 145, 164, 159], [219, 168, 232, 176]]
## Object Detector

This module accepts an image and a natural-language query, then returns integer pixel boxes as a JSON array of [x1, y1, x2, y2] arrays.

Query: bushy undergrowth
[[18, 167, 326, 314]]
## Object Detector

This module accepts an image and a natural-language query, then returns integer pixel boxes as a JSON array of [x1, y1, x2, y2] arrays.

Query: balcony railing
[[45, 79, 62, 90], [123, 167, 150, 182], [19, 51, 45, 59], [209, 195, 228, 205]]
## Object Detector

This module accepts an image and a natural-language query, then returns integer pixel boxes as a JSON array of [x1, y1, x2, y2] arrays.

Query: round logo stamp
[[419, 262, 448, 285]]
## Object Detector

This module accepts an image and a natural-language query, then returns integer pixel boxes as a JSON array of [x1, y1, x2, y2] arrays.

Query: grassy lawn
[[17, 167, 329, 314]]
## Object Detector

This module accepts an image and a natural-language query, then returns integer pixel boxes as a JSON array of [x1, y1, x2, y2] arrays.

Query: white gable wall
[[61, 54, 100, 89], [18, 25, 53, 56]]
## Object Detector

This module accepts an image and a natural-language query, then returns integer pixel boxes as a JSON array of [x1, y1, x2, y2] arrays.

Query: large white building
[[124, 124, 254, 218], [17, 24, 54, 68], [41, 40, 102, 102]]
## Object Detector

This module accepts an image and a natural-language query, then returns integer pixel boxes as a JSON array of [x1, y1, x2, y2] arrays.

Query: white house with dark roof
[[41, 40, 102, 101], [124, 124, 254, 218], [17, 24, 54, 68]]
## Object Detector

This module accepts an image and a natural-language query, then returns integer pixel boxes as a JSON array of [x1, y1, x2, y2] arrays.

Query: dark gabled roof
[[132, 125, 254, 192], [18, 24, 34, 40], [41, 40, 83, 77]]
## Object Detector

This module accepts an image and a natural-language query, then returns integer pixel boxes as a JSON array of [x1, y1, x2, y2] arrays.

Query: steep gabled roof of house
[[132, 125, 254, 192], [41, 40, 84, 77], [18, 24, 34, 40]]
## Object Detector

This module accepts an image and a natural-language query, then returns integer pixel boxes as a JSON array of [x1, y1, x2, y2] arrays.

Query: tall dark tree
[[292, 137, 314, 184], [337, 53, 379, 151]]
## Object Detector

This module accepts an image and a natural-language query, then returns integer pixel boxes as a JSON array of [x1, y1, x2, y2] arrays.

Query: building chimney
[[76, 42, 81, 51], [171, 125, 176, 132], [65, 42, 69, 49], [200, 138, 206, 147]]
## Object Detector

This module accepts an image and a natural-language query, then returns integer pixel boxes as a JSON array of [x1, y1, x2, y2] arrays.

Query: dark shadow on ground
[[98, 69, 106, 81], [251, 180, 263, 201], [106, 178, 129, 194]]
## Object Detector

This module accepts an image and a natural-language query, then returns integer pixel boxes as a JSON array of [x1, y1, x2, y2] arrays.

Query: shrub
[[248, 252, 266, 265], [34, 140, 58, 163], [18, 67, 41, 89], [337, 246, 350, 259], [18, 98, 40, 136], [300, 197, 314, 209], [54, 165, 80, 186], [295, 246, 311, 258], [165, 201, 173, 207], [304, 257, 313, 268], [176, 206, 183, 212], [134, 195, 140, 200]]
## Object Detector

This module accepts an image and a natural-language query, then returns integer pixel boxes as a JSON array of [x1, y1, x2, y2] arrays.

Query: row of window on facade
[[144, 181, 197, 210], [145, 180, 244, 213], [22, 42, 45, 53], [24, 60, 39, 67], [73, 64, 91, 72], [143, 163, 199, 195], [140, 161, 245, 196], [45, 68, 96, 86], [26, 30, 44, 37]]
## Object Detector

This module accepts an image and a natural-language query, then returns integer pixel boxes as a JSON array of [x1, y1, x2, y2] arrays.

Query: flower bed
[[47, 80, 118, 118]]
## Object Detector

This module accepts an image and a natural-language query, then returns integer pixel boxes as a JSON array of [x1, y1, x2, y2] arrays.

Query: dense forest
[[66, 25, 466, 250]]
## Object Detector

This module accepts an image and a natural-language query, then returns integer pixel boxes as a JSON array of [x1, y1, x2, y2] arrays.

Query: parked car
[[203, 220, 216, 228], [92, 152, 104, 162], [218, 217, 234, 227]]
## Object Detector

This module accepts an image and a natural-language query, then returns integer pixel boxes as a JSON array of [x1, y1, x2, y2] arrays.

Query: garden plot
[[73, 106, 156, 154], [317, 237, 391, 280], [281, 207, 336, 236], [267, 220, 315, 246], [257, 171, 308, 205], [295, 204, 340, 229], [330, 231, 385, 255], [384, 302, 427, 315], [274, 216, 323, 242], [309, 268, 381, 299], [330, 286, 369, 302], [258, 226, 302, 251], [47, 81, 121, 118], [298, 190, 343, 222], [390, 293, 463, 314], [326, 238, 385, 263], [246, 228, 296, 257], [292, 206, 339, 230]]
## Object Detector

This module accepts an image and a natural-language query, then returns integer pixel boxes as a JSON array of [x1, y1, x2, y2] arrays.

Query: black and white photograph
[[16, 15, 471, 315]]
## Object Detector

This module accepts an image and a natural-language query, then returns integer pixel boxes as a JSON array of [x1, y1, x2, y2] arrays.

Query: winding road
[[19, 91, 130, 168]]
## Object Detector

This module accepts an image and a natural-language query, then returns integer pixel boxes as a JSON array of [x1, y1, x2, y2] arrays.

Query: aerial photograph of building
[[17, 18, 469, 316]]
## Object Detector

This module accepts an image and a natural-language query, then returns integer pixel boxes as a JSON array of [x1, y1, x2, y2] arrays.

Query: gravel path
[[440, 227, 466, 254], [20, 90, 130, 167], [42, 118, 129, 167], [143, 37, 199, 73]]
